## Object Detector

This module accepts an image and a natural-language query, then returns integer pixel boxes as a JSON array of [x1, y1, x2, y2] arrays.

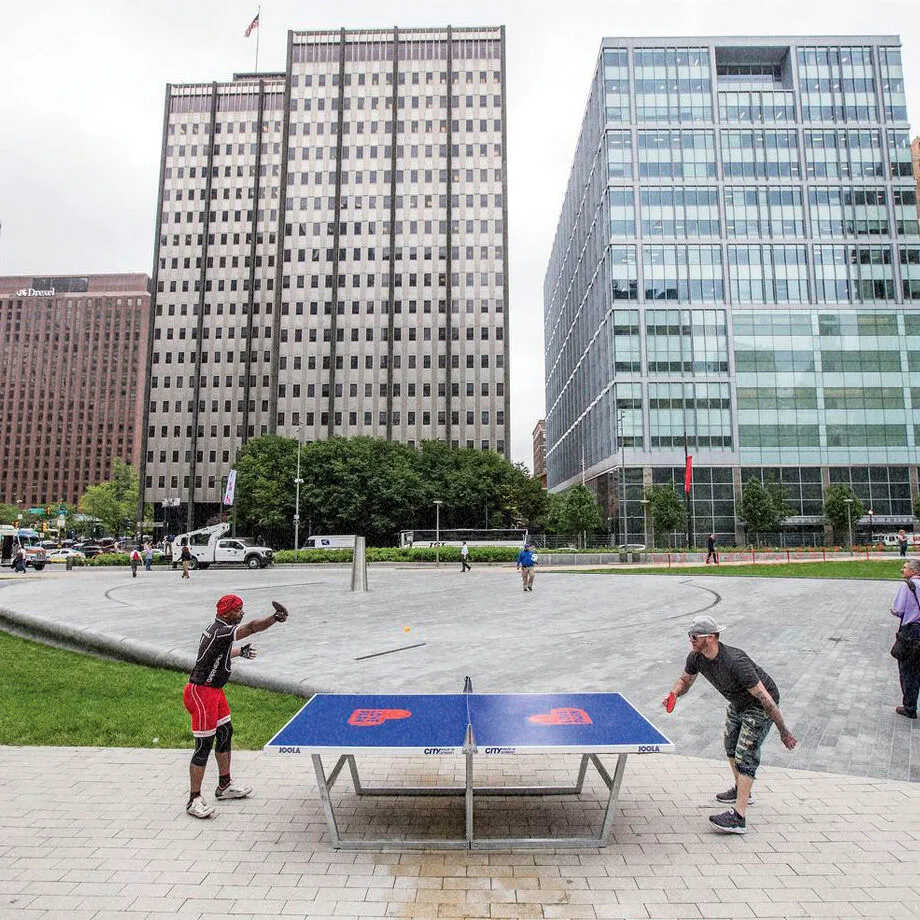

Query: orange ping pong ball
[[403, 626, 411, 633]]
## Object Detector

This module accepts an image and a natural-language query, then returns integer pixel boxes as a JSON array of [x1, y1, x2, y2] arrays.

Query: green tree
[[232, 435, 542, 547], [823, 484, 865, 545], [645, 484, 687, 548], [764, 476, 793, 526], [555, 484, 604, 547], [77, 460, 140, 536], [233, 435, 301, 546], [0, 503, 20, 526], [738, 478, 782, 545], [912, 491, 920, 522]]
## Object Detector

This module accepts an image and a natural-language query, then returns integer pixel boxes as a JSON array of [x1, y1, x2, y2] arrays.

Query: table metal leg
[[311, 754, 341, 849], [310, 751, 630, 849], [465, 750, 474, 844]]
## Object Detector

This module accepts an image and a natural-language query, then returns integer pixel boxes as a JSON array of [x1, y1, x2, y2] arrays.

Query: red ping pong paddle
[[665, 692, 676, 713]]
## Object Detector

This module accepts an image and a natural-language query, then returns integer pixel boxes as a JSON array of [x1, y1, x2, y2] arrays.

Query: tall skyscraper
[[142, 26, 510, 528], [545, 36, 920, 545], [0, 273, 150, 506]]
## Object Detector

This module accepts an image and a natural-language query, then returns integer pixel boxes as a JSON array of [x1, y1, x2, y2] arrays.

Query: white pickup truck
[[171, 523, 274, 570]]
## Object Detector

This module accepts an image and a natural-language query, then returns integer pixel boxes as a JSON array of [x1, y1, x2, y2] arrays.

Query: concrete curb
[[0, 604, 318, 699]]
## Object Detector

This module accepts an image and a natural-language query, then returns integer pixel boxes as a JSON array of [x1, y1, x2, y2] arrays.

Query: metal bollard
[[350, 536, 368, 592], [66, 556, 73, 571]]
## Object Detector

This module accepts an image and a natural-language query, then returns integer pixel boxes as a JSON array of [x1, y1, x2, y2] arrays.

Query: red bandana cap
[[216, 594, 244, 617]]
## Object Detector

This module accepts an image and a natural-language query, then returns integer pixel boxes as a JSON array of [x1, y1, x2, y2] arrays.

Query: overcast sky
[[3, 0, 920, 467]]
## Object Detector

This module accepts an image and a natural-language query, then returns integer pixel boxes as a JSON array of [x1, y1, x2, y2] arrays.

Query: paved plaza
[[2, 564, 920, 918]]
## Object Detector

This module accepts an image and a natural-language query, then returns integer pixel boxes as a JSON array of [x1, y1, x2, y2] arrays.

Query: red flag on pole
[[684, 454, 693, 494], [244, 12, 260, 38]]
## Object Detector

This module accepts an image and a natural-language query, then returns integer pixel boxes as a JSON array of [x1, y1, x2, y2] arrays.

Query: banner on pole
[[223, 470, 237, 506], [684, 455, 693, 494]]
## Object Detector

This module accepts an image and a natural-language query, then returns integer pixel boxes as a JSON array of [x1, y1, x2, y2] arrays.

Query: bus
[[0, 526, 48, 570], [398, 528, 527, 548]]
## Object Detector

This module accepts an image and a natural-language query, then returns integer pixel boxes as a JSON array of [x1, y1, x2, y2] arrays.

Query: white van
[[304, 535, 356, 550]]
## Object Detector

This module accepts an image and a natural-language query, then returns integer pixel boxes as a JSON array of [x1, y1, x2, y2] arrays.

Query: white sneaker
[[187, 797, 215, 819], [215, 782, 252, 801]]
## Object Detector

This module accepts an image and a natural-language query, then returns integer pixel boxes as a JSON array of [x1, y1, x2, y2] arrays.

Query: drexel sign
[[16, 288, 56, 297]]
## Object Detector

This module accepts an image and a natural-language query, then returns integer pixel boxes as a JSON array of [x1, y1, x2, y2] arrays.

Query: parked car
[[75, 543, 104, 558], [47, 548, 86, 563]]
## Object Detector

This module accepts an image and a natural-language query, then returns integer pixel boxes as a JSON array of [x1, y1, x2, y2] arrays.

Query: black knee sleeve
[[191, 734, 214, 766], [215, 721, 233, 753]]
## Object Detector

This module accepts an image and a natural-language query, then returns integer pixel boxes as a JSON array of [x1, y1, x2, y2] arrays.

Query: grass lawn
[[0, 631, 306, 748], [569, 559, 905, 581]]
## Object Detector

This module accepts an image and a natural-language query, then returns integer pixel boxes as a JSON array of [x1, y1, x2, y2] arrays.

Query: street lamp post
[[640, 498, 650, 554], [434, 500, 443, 567], [293, 428, 304, 556], [844, 498, 854, 553]]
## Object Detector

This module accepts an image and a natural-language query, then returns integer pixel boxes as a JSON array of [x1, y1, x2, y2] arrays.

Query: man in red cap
[[182, 594, 289, 818]]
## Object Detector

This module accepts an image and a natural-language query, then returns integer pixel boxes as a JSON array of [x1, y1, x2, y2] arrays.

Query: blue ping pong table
[[265, 681, 673, 849]]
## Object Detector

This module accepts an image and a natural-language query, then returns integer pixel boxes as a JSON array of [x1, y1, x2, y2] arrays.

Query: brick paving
[[2, 746, 920, 919]]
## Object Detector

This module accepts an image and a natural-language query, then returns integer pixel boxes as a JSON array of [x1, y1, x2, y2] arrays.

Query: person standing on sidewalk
[[180, 544, 192, 579], [460, 541, 471, 573], [662, 615, 797, 835], [183, 594, 289, 818], [516, 542, 536, 592], [898, 530, 909, 558], [705, 533, 718, 565], [890, 558, 920, 719], [144, 543, 154, 571]]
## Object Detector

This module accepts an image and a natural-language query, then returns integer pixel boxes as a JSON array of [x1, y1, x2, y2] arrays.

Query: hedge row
[[87, 554, 171, 567], [274, 546, 523, 564]]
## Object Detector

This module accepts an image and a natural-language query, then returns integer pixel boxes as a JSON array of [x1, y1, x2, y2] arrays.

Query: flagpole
[[254, 5, 261, 71], [684, 431, 692, 549]]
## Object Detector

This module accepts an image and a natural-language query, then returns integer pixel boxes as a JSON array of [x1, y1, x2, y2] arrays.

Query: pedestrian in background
[[706, 533, 719, 565], [890, 558, 920, 719], [898, 530, 909, 557], [517, 542, 536, 592], [144, 543, 154, 571], [130, 546, 142, 578], [460, 541, 471, 573], [181, 544, 192, 579]]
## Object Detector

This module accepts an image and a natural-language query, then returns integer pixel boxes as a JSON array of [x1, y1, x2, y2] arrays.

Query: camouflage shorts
[[723, 703, 773, 778]]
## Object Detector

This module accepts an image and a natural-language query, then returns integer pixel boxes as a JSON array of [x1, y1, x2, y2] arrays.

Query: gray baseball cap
[[688, 614, 723, 636]]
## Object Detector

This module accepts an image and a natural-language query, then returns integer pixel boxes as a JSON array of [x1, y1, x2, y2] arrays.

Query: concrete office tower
[[545, 37, 920, 545], [0, 273, 151, 506], [142, 26, 510, 528]]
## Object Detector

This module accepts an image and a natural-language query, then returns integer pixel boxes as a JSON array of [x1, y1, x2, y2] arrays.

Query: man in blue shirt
[[516, 542, 536, 592], [890, 558, 920, 718]]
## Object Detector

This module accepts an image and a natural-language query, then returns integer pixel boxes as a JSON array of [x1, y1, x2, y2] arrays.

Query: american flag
[[244, 12, 259, 38]]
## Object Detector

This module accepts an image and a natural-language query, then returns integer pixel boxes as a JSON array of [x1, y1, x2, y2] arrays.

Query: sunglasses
[[688, 632, 712, 640]]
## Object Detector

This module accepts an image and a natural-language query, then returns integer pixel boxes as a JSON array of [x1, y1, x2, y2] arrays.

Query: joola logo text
[[278, 746, 302, 754], [637, 745, 660, 753]]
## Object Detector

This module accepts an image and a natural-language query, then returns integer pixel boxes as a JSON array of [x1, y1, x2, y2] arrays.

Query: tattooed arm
[[748, 681, 797, 749]]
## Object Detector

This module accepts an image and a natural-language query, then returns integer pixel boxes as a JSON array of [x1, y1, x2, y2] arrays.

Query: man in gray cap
[[662, 614, 797, 835]]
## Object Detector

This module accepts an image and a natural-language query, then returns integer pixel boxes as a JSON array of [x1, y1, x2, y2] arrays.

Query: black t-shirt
[[189, 619, 237, 688], [685, 643, 779, 711]]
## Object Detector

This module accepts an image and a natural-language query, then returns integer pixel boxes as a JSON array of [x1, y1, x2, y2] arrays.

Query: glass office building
[[544, 36, 920, 544]]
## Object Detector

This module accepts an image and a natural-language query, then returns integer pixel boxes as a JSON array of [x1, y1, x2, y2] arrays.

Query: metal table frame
[[310, 728, 630, 850]]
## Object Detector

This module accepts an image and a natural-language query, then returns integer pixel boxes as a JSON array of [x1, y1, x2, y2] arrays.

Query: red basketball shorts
[[183, 683, 231, 737]]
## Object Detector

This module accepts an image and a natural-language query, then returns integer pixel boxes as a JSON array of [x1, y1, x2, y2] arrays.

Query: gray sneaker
[[215, 782, 252, 801], [715, 785, 754, 805], [709, 809, 747, 835], [187, 797, 215, 819]]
